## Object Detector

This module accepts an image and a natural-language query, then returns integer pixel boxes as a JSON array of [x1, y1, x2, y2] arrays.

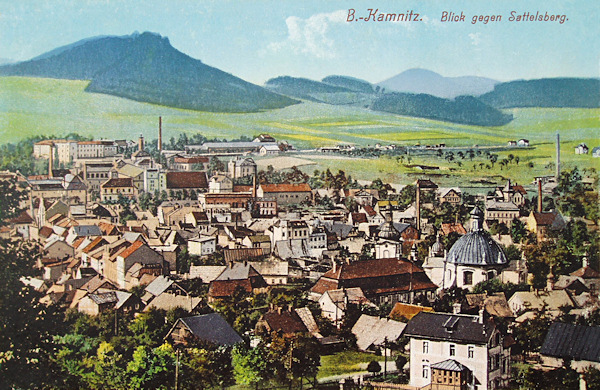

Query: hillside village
[[0, 126, 599, 390]]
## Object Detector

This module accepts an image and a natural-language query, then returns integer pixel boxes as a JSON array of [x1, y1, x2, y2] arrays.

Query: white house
[[403, 311, 512, 390], [259, 144, 281, 156], [575, 143, 589, 154], [188, 236, 217, 256], [318, 287, 374, 325]]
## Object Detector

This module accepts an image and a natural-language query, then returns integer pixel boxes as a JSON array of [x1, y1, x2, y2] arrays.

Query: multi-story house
[[100, 177, 138, 202], [484, 200, 520, 226], [228, 157, 257, 178], [76, 140, 118, 159], [257, 183, 312, 206], [403, 311, 512, 390]]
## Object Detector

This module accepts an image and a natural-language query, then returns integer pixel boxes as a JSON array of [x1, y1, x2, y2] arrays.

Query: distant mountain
[[370, 93, 513, 126], [0, 58, 15, 66], [378, 68, 499, 99], [321, 75, 374, 93], [479, 78, 600, 108], [0, 32, 298, 113]]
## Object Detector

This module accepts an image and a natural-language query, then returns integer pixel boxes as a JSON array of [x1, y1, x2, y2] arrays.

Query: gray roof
[[352, 314, 406, 351], [215, 262, 259, 281], [144, 275, 174, 297], [430, 359, 470, 372], [403, 312, 492, 344], [189, 265, 226, 283], [541, 322, 600, 363], [74, 225, 102, 236], [446, 231, 508, 266], [88, 291, 118, 305], [178, 313, 243, 346], [274, 239, 311, 259]]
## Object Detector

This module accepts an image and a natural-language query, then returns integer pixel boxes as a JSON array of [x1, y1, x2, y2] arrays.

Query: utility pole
[[174, 348, 180, 390], [384, 337, 388, 379]]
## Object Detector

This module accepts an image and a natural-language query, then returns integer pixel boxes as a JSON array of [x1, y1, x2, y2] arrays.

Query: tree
[[367, 360, 382, 375], [232, 344, 270, 389], [510, 218, 528, 244], [0, 178, 26, 224], [584, 366, 600, 390], [126, 343, 176, 390]]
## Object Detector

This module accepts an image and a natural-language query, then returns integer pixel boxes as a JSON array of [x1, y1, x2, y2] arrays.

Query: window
[[463, 271, 473, 285], [423, 341, 429, 353], [468, 345, 474, 358], [449, 344, 456, 356], [422, 360, 429, 379]]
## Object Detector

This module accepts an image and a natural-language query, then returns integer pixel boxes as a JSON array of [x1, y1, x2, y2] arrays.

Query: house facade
[[404, 312, 511, 390]]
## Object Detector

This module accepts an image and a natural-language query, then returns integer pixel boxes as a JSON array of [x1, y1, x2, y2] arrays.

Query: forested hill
[[370, 93, 513, 127], [479, 78, 600, 108], [0, 32, 298, 113]]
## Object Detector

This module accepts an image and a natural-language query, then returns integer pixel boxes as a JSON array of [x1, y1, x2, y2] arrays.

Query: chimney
[[416, 181, 421, 231], [158, 116, 162, 152], [252, 174, 257, 198], [478, 308, 485, 324], [48, 143, 54, 176], [452, 302, 461, 314], [556, 131, 560, 181], [138, 134, 144, 152], [583, 255, 589, 269], [538, 178, 543, 213], [277, 306, 282, 315], [332, 260, 337, 273]]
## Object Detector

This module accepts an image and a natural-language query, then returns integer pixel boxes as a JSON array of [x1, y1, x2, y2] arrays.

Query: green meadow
[[1, 76, 598, 187]]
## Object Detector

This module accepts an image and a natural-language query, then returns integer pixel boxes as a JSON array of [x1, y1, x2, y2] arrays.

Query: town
[[0, 122, 599, 390]]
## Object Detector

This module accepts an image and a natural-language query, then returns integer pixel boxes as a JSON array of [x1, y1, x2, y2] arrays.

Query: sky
[[0, 0, 598, 85]]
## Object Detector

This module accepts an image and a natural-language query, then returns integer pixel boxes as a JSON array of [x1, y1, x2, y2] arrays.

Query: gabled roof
[[571, 266, 600, 279], [441, 223, 467, 236], [102, 178, 134, 188], [541, 322, 600, 363], [144, 275, 175, 297], [223, 248, 264, 263], [166, 172, 208, 189], [352, 314, 406, 351], [259, 309, 308, 334], [389, 302, 434, 321], [174, 313, 243, 346], [351, 213, 368, 224], [117, 240, 145, 259], [465, 293, 514, 318], [531, 211, 562, 226], [73, 225, 102, 236], [215, 262, 262, 281]]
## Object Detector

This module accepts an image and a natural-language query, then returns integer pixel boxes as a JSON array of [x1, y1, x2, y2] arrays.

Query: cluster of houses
[[3, 131, 599, 390]]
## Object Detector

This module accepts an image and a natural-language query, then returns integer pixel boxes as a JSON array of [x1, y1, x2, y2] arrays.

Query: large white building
[[404, 311, 512, 390]]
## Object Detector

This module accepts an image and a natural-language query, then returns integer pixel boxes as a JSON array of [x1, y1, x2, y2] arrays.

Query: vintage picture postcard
[[0, 0, 598, 389]]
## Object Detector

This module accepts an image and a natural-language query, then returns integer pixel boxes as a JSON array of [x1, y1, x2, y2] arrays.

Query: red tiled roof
[[10, 211, 34, 224], [351, 213, 368, 224], [363, 205, 377, 217], [173, 156, 209, 164], [82, 237, 106, 254], [260, 183, 311, 193], [311, 258, 437, 296], [209, 279, 253, 298], [118, 241, 144, 259], [259, 310, 308, 334], [532, 211, 558, 226], [39, 226, 53, 238], [512, 185, 527, 195], [166, 172, 208, 189], [233, 185, 252, 193], [102, 178, 134, 188], [571, 266, 600, 279]]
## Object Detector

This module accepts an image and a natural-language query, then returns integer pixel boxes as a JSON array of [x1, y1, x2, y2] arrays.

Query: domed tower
[[375, 207, 402, 259], [378, 207, 400, 241], [442, 206, 508, 289]]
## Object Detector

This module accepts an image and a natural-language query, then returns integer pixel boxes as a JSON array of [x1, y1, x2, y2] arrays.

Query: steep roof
[[352, 314, 406, 351], [403, 312, 492, 344], [102, 178, 134, 188], [176, 313, 243, 346], [166, 172, 208, 189], [259, 310, 308, 334], [541, 322, 600, 363], [571, 266, 600, 279], [430, 359, 469, 372]]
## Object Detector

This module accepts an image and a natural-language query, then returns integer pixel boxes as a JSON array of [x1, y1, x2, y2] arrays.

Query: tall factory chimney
[[416, 180, 421, 231], [158, 116, 162, 152], [138, 134, 144, 152], [48, 144, 54, 177], [538, 178, 543, 213], [556, 131, 560, 181]]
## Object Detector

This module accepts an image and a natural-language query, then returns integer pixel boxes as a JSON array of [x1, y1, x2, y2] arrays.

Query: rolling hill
[[0, 32, 298, 113], [370, 93, 513, 127], [321, 75, 374, 93], [479, 78, 600, 108], [378, 68, 499, 99]]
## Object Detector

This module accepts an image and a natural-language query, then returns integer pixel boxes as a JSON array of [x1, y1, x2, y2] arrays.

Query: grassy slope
[[1, 76, 598, 187]]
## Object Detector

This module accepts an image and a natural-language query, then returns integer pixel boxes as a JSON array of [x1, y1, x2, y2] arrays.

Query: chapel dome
[[445, 207, 508, 266]]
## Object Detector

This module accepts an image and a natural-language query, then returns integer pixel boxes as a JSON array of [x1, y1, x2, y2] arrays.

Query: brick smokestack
[[416, 180, 421, 231], [138, 134, 144, 152], [556, 131, 560, 181], [252, 174, 257, 198], [538, 178, 543, 213], [158, 116, 162, 152], [48, 143, 54, 177]]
